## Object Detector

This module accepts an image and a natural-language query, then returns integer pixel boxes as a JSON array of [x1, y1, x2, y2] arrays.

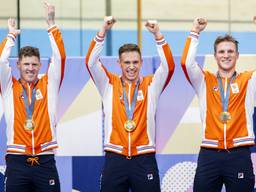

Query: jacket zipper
[[28, 84, 35, 155], [224, 77, 227, 149], [128, 84, 131, 157]]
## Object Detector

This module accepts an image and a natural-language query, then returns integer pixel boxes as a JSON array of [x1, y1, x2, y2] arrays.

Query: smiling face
[[214, 41, 239, 72], [214, 35, 239, 73], [118, 44, 142, 84], [17, 56, 41, 84], [119, 51, 142, 84], [17, 46, 41, 84]]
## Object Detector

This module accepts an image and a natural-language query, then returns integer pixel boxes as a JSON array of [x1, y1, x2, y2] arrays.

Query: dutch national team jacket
[[181, 32, 256, 149], [0, 25, 66, 155], [86, 33, 175, 156]]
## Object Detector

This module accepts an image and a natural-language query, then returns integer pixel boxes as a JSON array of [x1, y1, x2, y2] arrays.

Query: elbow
[[85, 57, 95, 72], [62, 51, 66, 61], [181, 54, 187, 68], [85, 55, 90, 68], [170, 63, 175, 74], [85, 54, 96, 69], [61, 53, 66, 67]]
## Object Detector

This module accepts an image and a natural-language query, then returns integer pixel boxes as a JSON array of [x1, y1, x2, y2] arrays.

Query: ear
[[214, 52, 217, 60], [16, 61, 21, 69], [117, 58, 121, 66], [236, 51, 239, 59], [39, 62, 42, 69]]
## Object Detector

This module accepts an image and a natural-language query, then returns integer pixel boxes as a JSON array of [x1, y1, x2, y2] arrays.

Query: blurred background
[[1, 0, 256, 56], [1, 1, 256, 192]]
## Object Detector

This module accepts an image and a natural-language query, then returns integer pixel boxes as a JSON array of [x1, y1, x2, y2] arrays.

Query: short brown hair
[[19, 46, 40, 61], [214, 34, 239, 53], [118, 44, 141, 58]]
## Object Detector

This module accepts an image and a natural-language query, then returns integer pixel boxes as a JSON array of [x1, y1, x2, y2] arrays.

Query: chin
[[220, 64, 234, 71], [25, 79, 36, 83], [222, 67, 234, 71], [128, 77, 137, 82]]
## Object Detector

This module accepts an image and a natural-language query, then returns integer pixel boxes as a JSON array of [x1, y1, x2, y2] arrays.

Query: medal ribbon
[[217, 72, 236, 112], [21, 81, 38, 120], [121, 79, 139, 120]]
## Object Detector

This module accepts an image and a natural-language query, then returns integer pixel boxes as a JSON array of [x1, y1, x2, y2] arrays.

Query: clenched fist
[[191, 17, 207, 34]]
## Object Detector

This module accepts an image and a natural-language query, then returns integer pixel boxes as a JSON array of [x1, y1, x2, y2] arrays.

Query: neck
[[218, 68, 236, 78], [121, 76, 139, 84], [20, 78, 38, 86]]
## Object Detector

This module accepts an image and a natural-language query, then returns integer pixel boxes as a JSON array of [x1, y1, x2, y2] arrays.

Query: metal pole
[[228, 0, 231, 34], [17, 0, 21, 52], [106, 0, 112, 56], [137, 0, 142, 49], [79, 0, 83, 56]]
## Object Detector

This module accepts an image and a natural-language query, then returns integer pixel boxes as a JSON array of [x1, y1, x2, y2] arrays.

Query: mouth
[[221, 59, 231, 64], [127, 71, 137, 77], [26, 70, 35, 74], [25, 71, 36, 78], [26, 73, 34, 77]]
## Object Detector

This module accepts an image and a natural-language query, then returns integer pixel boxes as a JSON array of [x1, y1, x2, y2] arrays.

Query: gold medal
[[124, 120, 136, 132], [24, 119, 35, 131], [219, 111, 231, 123]]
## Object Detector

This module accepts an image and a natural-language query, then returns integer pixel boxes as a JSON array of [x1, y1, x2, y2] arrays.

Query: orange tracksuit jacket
[[86, 34, 175, 156], [0, 25, 66, 155], [181, 32, 255, 149]]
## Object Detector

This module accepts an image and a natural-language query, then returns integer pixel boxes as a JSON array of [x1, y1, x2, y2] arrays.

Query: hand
[[8, 18, 20, 36], [145, 20, 163, 39], [191, 17, 207, 34], [44, 1, 55, 27], [98, 16, 116, 36]]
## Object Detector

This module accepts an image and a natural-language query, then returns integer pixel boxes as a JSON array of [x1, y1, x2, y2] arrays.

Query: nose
[[28, 64, 34, 70], [223, 51, 229, 58], [129, 63, 135, 69]]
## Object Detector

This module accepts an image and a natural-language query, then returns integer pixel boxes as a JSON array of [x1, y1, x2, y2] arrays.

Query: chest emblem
[[230, 83, 239, 94], [137, 90, 144, 101], [35, 89, 43, 100], [213, 86, 219, 92]]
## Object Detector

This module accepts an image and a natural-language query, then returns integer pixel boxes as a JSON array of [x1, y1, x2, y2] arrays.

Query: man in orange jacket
[[86, 17, 175, 192], [181, 17, 255, 192], [0, 2, 65, 192]]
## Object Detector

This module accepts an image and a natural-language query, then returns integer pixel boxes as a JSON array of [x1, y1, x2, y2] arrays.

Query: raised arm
[[181, 17, 207, 92], [0, 18, 20, 96], [145, 20, 175, 95], [45, 1, 66, 89], [85, 16, 116, 97]]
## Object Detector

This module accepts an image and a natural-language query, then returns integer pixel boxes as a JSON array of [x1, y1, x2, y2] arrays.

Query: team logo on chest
[[137, 90, 144, 101], [230, 83, 239, 94], [35, 89, 43, 100], [213, 86, 219, 92]]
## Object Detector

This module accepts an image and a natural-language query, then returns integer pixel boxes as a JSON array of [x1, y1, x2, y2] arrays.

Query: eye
[[124, 61, 130, 65]]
